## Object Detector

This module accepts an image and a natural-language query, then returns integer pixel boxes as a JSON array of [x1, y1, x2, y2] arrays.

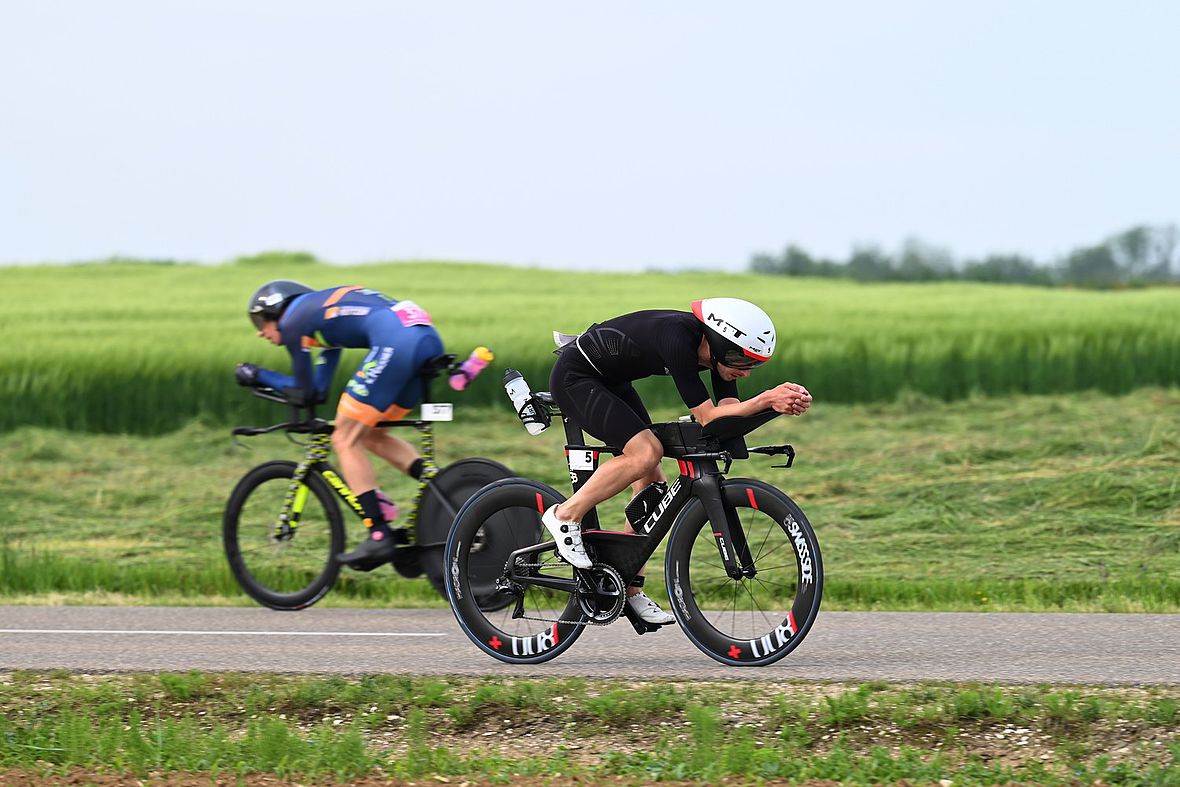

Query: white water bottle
[[503, 369, 548, 435]]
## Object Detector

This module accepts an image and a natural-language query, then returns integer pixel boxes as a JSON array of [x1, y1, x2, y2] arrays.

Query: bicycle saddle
[[419, 354, 457, 378]]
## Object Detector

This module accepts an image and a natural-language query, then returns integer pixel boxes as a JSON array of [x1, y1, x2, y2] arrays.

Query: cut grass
[[0, 672, 1176, 784], [2, 388, 1178, 611]]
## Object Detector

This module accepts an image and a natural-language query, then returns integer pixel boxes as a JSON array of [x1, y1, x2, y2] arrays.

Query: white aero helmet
[[691, 297, 776, 369]]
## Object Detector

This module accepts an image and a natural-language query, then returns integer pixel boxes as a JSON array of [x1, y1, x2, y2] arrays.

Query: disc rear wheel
[[416, 458, 518, 610]]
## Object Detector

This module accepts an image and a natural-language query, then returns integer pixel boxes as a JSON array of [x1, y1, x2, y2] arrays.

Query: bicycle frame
[[273, 418, 455, 544], [504, 412, 758, 598]]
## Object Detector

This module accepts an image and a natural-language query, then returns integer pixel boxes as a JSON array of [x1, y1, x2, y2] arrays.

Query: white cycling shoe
[[627, 592, 675, 625], [541, 505, 592, 569]]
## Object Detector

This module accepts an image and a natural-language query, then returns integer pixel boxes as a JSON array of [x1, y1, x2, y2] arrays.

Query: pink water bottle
[[449, 346, 494, 390]]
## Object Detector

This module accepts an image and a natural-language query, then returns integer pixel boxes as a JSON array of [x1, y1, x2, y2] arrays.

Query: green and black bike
[[224, 353, 538, 611], [445, 372, 823, 666]]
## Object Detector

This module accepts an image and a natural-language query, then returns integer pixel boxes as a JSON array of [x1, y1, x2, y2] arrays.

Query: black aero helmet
[[248, 280, 313, 328]]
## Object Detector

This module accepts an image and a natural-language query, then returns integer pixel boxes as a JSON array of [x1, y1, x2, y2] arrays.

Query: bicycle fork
[[692, 473, 756, 580]]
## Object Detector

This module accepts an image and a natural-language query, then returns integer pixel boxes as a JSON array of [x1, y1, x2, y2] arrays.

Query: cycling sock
[[408, 458, 425, 480], [357, 490, 394, 540]]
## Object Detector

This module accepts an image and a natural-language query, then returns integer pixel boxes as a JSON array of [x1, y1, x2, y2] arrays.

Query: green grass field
[[3, 388, 1177, 611], [3, 258, 1180, 433], [2, 672, 1177, 784]]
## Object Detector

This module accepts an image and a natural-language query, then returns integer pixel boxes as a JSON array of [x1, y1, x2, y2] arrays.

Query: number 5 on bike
[[446, 299, 823, 665]]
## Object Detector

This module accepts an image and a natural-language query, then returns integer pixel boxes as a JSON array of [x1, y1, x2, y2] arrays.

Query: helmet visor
[[249, 310, 271, 330], [716, 347, 765, 371]]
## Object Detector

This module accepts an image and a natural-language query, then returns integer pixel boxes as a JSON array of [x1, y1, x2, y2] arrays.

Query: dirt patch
[[0, 775, 846, 787]]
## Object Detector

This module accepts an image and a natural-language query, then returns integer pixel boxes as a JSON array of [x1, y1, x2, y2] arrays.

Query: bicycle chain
[[507, 560, 618, 627]]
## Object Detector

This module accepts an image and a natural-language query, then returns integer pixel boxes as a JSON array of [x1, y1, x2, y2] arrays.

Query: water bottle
[[625, 480, 669, 531], [503, 369, 548, 435], [449, 346, 495, 391]]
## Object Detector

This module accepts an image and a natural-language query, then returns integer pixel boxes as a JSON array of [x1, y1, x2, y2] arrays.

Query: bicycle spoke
[[750, 575, 794, 607], [750, 510, 776, 563], [747, 562, 798, 575], [741, 580, 780, 630]]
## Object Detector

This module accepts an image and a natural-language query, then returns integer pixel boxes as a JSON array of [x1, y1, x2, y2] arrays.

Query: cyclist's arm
[[690, 383, 811, 425], [313, 348, 341, 401], [690, 395, 769, 425], [256, 367, 297, 391], [281, 329, 319, 404]]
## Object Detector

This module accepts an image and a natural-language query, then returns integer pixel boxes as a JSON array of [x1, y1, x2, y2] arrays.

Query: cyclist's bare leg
[[555, 430, 663, 524], [332, 416, 379, 495], [361, 429, 420, 475], [623, 464, 668, 596]]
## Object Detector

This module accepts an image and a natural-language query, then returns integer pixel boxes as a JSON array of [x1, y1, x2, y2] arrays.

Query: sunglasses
[[717, 348, 765, 371]]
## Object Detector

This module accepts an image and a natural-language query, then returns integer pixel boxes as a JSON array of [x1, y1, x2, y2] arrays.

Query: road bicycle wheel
[[446, 478, 587, 664], [416, 458, 518, 609], [665, 478, 822, 666], [223, 460, 345, 610]]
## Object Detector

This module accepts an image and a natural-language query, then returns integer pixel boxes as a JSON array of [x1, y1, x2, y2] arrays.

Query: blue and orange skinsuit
[[256, 286, 444, 426]]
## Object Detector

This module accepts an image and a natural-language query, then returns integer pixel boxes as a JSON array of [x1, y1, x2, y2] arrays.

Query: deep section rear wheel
[[445, 479, 587, 664], [223, 461, 345, 610], [416, 458, 518, 610], [665, 478, 822, 666]]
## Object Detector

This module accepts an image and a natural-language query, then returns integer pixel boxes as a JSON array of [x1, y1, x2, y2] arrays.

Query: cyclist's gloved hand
[[235, 363, 262, 387]]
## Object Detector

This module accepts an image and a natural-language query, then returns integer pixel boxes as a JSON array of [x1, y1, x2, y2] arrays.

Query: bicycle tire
[[665, 478, 822, 666], [445, 478, 587, 664], [223, 460, 345, 610], [416, 458, 518, 610]]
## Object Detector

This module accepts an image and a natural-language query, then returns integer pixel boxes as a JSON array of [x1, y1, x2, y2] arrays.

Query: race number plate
[[567, 449, 596, 471], [421, 403, 453, 421]]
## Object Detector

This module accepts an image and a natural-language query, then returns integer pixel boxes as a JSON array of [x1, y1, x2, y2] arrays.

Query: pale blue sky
[[2, 2, 1177, 270]]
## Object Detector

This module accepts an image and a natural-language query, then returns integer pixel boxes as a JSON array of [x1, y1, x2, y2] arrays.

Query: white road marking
[[0, 629, 445, 637]]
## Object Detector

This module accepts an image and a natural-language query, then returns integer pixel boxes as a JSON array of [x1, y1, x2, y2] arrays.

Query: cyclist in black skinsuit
[[544, 298, 812, 625]]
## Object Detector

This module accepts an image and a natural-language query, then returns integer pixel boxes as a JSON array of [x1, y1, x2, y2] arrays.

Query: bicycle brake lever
[[772, 445, 796, 469]]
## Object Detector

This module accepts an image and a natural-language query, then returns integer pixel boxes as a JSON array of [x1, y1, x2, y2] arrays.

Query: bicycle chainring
[[575, 563, 626, 624], [505, 560, 624, 627]]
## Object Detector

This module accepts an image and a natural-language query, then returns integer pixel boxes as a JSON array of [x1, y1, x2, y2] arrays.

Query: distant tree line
[[750, 224, 1180, 287]]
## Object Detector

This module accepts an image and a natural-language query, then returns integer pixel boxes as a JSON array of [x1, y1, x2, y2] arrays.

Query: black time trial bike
[[444, 373, 823, 666], [223, 353, 537, 611]]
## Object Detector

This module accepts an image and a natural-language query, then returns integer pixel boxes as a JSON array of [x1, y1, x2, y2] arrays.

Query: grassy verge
[[0, 672, 1176, 784], [2, 389, 1178, 612]]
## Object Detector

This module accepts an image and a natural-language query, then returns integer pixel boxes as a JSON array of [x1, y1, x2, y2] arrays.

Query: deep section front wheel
[[416, 458, 519, 609], [665, 478, 822, 666], [223, 460, 345, 610], [445, 478, 587, 664]]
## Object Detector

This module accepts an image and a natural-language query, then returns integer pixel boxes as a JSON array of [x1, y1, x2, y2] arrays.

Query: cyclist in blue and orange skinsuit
[[235, 280, 443, 571]]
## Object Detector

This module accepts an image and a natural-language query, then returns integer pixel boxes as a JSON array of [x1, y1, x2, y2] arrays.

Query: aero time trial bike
[[445, 371, 823, 666], [224, 353, 537, 611]]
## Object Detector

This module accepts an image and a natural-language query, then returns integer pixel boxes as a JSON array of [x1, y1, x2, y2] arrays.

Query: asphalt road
[[1, 606, 1177, 684]]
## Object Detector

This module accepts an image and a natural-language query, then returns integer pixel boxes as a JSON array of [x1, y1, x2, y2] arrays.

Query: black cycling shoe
[[336, 537, 397, 572]]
